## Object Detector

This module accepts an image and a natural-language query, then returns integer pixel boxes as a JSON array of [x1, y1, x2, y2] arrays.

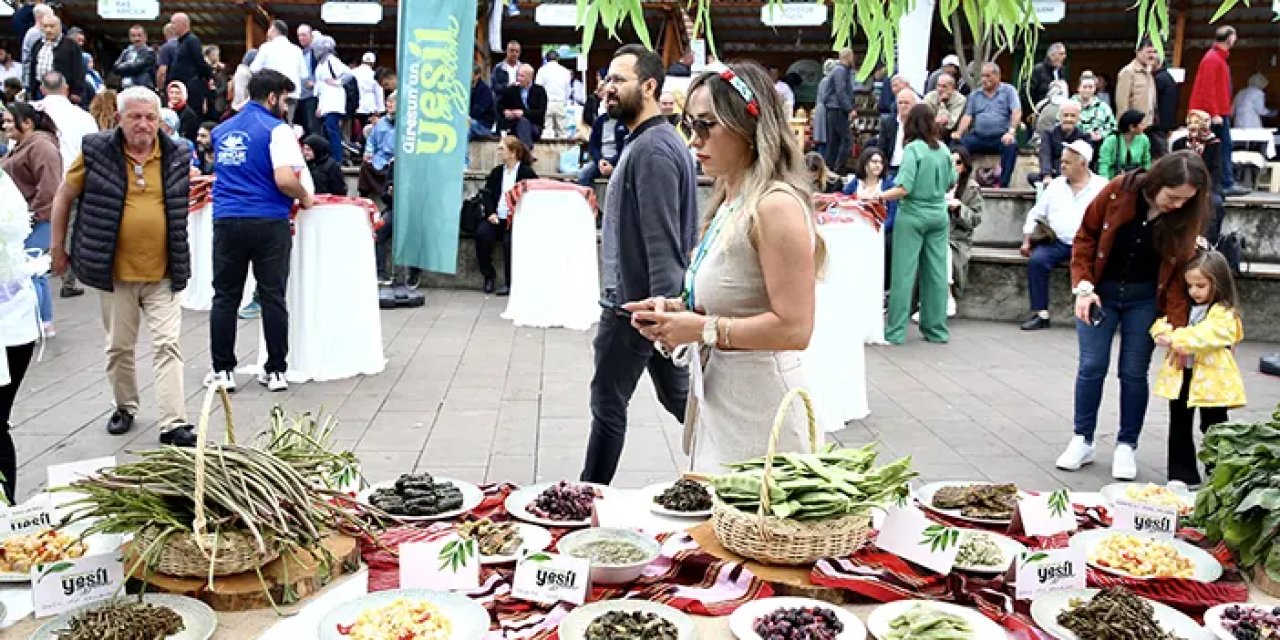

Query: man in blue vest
[[206, 69, 314, 393]]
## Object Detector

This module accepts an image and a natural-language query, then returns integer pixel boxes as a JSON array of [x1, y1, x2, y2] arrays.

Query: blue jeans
[[960, 132, 1018, 187], [1073, 280, 1158, 447], [24, 221, 51, 324], [323, 113, 344, 165], [1212, 117, 1234, 189], [1027, 241, 1073, 311]]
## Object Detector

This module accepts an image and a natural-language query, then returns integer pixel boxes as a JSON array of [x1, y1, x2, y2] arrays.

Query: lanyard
[[683, 197, 741, 311]]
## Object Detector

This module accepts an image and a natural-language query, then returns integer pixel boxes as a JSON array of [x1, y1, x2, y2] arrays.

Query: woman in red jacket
[[1055, 151, 1210, 481]]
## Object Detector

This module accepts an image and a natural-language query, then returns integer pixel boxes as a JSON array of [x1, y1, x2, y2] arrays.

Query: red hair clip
[[719, 69, 760, 117]]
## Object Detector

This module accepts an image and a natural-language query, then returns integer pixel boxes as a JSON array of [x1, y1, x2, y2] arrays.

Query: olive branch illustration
[[919, 525, 960, 553]]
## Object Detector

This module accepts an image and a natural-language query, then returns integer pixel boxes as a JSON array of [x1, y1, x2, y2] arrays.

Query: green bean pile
[[711, 444, 916, 519]]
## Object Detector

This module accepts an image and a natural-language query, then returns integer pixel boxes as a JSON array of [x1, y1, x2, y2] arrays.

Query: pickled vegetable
[[567, 539, 649, 565], [1056, 588, 1183, 640], [584, 610, 677, 640]]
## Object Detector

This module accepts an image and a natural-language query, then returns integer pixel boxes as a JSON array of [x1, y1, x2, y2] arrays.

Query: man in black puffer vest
[[50, 86, 198, 447]]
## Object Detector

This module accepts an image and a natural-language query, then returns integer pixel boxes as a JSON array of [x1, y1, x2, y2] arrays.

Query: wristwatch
[[1072, 281, 1095, 297], [701, 316, 720, 347]]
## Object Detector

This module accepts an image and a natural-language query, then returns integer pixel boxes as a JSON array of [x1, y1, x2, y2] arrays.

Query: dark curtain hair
[[951, 145, 974, 200], [1139, 150, 1211, 259], [8, 102, 58, 137], [854, 146, 886, 182], [902, 103, 940, 149], [1118, 109, 1145, 133]]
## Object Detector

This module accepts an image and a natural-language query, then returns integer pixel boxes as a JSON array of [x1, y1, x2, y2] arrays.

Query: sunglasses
[[680, 116, 719, 140], [132, 163, 146, 189]]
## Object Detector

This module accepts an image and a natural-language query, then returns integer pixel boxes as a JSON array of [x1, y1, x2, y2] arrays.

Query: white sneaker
[[1112, 444, 1138, 480], [203, 370, 237, 393], [1055, 435, 1095, 471], [947, 296, 957, 318], [258, 372, 288, 392], [910, 311, 920, 324]]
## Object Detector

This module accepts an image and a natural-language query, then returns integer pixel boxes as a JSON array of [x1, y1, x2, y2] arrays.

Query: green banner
[[393, 0, 476, 273]]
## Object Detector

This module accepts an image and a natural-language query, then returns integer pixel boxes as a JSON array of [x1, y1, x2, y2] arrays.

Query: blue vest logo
[[217, 131, 250, 166]]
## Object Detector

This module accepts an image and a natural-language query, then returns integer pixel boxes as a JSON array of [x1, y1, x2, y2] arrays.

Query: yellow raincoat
[[1150, 304, 1247, 408]]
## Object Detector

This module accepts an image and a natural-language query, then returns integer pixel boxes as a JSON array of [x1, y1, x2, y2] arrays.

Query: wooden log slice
[[688, 522, 853, 605]]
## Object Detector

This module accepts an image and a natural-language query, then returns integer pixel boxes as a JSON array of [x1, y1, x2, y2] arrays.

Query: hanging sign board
[[321, 1, 383, 26], [535, 5, 579, 27], [98, 0, 159, 20], [1032, 0, 1066, 24], [761, 3, 828, 27]]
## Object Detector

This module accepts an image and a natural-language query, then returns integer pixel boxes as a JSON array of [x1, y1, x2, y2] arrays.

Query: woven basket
[[710, 388, 873, 565], [145, 386, 278, 577]]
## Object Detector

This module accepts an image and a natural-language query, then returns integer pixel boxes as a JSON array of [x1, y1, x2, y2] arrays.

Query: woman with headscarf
[[313, 34, 351, 166], [166, 80, 200, 142], [1173, 109, 1224, 241]]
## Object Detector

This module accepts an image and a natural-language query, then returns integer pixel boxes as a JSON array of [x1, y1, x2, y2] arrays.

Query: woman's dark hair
[[7, 102, 58, 137], [1140, 150, 1211, 259], [854, 146, 886, 182], [902, 103, 940, 149], [500, 135, 535, 165], [1185, 250, 1239, 311], [951, 145, 974, 200], [1118, 109, 1145, 133]]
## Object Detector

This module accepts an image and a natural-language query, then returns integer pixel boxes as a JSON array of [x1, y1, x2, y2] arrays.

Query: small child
[[1151, 250, 1247, 486]]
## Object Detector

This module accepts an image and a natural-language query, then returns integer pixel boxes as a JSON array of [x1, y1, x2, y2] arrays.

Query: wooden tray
[[123, 534, 360, 612], [1252, 564, 1280, 599], [688, 522, 854, 604]]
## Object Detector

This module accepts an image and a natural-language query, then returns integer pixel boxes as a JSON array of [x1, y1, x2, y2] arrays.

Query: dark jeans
[[1206, 192, 1226, 245], [211, 218, 292, 375], [960, 132, 1018, 187], [1028, 240, 1073, 311], [375, 208, 394, 280], [1073, 280, 1159, 447], [500, 117, 539, 149], [323, 113, 344, 165], [1167, 368, 1230, 485], [0, 341, 34, 504], [581, 311, 688, 484], [823, 108, 851, 172], [1212, 117, 1234, 189], [473, 218, 511, 285], [1148, 129, 1169, 159], [295, 97, 319, 137]]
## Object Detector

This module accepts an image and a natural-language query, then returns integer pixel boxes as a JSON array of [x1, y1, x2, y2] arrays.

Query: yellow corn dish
[[0, 529, 87, 573], [337, 598, 453, 640], [1123, 484, 1193, 516], [1089, 534, 1195, 579]]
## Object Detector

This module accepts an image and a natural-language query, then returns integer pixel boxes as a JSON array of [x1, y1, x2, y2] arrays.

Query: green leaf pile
[[1193, 402, 1280, 580]]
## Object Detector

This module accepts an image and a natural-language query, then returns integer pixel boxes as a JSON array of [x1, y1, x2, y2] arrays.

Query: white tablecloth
[[250, 203, 386, 383], [181, 204, 255, 312], [803, 219, 875, 431], [500, 190, 600, 331]]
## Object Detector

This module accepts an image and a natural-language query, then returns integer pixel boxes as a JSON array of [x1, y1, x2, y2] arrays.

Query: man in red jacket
[[1188, 25, 1249, 196]]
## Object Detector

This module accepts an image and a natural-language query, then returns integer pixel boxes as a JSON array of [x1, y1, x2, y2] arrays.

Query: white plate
[[915, 481, 1022, 525], [953, 530, 1027, 574], [1100, 482, 1196, 516], [318, 588, 490, 640], [1031, 588, 1210, 640], [559, 599, 696, 640], [730, 596, 866, 639], [1070, 529, 1223, 582], [0, 531, 121, 583], [32, 594, 217, 640], [866, 599, 1006, 639], [640, 481, 713, 518], [1205, 603, 1280, 640], [357, 477, 484, 522], [466, 522, 551, 565], [505, 482, 612, 528]]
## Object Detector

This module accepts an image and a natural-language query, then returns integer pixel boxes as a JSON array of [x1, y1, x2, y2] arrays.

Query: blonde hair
[[686, 61, 825, 273]]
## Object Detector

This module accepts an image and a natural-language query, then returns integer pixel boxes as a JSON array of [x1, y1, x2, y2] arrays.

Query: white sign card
[[1014, 546, 1087, 600], [874, 505, 960, 575], [1111, 499, 1178, 539], [0, 494, 55, 540], [32, 552, 125, 617], [593, 497, 635, 530], [97, 0, 159, 20], [47, 457, 117, 490], [1014, 490, 1077, 537], [399, 535, 480, 591], [511, 551, 590, 605]]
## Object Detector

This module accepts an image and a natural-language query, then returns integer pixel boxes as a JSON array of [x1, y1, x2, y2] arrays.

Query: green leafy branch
[[920, 524, 961, 553], [1048, 490, 1071, 519], [1020, 551, 1049, 564], [37, 561, 75, 581], [524, 552, 553, 563], [438, 538, 477, 573]]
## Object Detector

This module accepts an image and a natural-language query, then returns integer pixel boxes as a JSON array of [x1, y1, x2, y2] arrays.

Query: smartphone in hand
[[1089, 303, 1107, 328]]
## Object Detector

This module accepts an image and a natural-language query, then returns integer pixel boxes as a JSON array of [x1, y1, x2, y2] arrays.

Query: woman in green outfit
[[875, 103, 957, 344], [1098, 109, 1152, 179]]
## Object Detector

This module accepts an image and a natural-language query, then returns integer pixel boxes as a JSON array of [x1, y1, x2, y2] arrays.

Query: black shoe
[[495, 286, 510, 297], [1020, 315, 1051, 331], [60, 285, 84, 298], [106, 409, 135, 435], [483, 277, 495, 294], [159, 423, 198, 447]]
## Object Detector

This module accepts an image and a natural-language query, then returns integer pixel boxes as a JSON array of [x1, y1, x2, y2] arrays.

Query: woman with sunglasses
[[2, 103, 61, 338], [627, 62, 825, 470]]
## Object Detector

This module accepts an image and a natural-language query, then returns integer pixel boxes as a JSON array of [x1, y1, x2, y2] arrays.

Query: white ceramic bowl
[[558, 527, 661, 585]]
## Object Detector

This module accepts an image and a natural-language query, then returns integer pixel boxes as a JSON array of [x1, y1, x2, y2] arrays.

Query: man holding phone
[[581, 45, 698, 485]]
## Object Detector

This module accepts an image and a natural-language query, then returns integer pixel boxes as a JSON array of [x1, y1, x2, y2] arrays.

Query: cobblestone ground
[[9, 288, 1279, 501]]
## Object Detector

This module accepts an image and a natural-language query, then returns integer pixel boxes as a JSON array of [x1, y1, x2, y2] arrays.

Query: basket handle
[[191, 384, 235, 552], [757, 387, 818, 523]]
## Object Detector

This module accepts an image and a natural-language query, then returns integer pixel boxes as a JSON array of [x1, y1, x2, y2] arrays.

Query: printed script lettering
[[404, 17, 468, 155]]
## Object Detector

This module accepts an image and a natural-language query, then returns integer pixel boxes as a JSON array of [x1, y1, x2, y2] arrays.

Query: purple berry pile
[[1220, 605, 1280, 639], [528, 481, 599, 521], [752, 606, 845, 640]]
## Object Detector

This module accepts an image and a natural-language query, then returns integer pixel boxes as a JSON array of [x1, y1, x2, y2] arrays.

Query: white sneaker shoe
[[203, 370, 236, 393], [1055, 435, 1095, 471], [1112, 444, 1138, 480], [947, 296, 957, 318], [258, 372, 288, 392]]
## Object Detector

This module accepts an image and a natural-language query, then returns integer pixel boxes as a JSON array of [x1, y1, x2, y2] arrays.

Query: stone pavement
[[9, 288, 1280, 502]]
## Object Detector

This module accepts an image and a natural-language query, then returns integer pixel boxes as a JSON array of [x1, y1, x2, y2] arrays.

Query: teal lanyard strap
[[683, 198, 740, 311]]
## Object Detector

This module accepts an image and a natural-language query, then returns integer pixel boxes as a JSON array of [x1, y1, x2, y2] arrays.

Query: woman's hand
[[1155, 334, 1172, 348], [1074, 293, 1101, 323], [487, 214, 499, 225], [622, 296, 684, 314], [630, 309, 705, 350]]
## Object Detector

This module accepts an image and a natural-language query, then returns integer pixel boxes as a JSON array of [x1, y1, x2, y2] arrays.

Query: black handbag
[[459, 188, 487, 237], [1213, 230, 1247, 276]]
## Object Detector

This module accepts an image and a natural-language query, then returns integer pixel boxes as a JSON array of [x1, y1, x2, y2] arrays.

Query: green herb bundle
[[1193, 402, 1280, 580], [711, 443, 916, 520]]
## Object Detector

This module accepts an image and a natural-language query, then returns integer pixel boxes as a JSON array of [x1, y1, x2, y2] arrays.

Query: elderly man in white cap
[[1018, 139, 1108, 331], [926, 54, 964, 94], [351, 51, 383, 150]]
